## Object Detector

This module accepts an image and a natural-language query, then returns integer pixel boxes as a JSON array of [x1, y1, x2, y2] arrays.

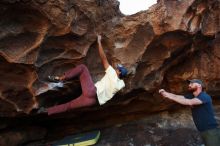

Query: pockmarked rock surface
[[0, 0, 220, 145], [96, 109, 203, 146]]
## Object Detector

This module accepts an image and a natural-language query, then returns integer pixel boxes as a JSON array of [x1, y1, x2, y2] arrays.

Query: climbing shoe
[[37, 107, 47, 114], [48, 75, 60, 82]]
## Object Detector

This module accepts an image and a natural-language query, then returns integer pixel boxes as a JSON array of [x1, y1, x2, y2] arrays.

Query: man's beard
[[188, 86, 197, 92]]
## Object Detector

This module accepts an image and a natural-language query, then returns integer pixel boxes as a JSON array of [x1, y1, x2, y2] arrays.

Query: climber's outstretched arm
[[97, 35, 110, 70]]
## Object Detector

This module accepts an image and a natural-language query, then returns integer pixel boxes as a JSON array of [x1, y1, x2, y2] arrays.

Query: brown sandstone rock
[[0, 0, 220, 145]]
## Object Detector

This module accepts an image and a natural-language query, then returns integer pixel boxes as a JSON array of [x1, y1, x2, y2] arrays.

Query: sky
[[117, 0, 157, 15]]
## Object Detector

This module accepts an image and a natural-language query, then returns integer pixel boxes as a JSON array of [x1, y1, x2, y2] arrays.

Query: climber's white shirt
[[95, 65, 125, 105]]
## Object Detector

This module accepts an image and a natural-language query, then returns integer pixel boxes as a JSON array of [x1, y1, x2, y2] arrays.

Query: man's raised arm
[[97, 35, 110, 70]]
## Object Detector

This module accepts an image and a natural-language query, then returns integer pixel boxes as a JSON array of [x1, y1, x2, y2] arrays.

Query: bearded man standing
[[159, 79, 220, 146]]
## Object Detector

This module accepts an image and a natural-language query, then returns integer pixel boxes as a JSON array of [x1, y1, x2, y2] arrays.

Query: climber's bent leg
[[47, 64, 97, 115]]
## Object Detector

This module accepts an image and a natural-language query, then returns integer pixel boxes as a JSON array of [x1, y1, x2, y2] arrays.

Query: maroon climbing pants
[[47, 64, 97, 115]]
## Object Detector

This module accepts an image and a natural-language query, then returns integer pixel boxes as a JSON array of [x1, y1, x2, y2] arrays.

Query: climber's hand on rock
[[97, 34, 102, 43]]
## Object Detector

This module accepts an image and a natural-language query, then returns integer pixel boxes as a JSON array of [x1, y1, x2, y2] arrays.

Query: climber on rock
[[38, 34, 128, 115], [159, 79, 220, 146]]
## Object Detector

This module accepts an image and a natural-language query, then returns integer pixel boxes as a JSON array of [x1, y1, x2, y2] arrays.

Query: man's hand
[[159, 89, 170, 98], [97, 34, 102, 44], [159, 89, 165, 94]]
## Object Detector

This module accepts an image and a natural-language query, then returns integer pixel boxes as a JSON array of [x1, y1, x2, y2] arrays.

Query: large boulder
[[0, 0, 220, 145]]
